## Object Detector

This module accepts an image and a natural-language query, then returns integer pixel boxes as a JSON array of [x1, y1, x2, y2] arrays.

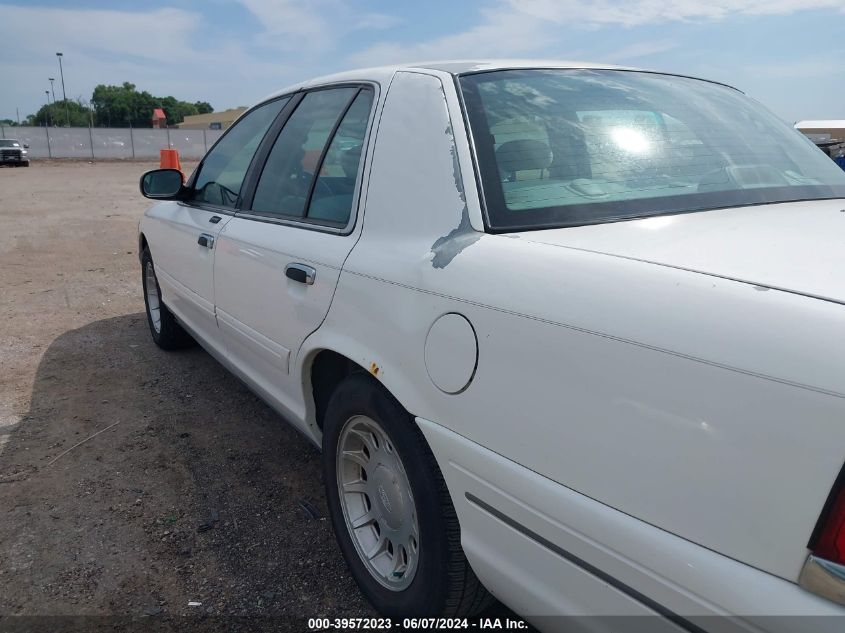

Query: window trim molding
[[184, 93, 294, 214], [236, 81, 381, 237], [236, 91, 305, 212], [301, 87, 363, 225]]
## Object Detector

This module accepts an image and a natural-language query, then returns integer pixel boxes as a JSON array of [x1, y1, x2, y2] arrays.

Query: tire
[[323, 373, 494, 618], [141, 248, 194, 350]]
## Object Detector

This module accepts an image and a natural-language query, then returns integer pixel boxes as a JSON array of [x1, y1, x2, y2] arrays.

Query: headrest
[[340, 144, 362, 177], [495, 139, 553, 174]]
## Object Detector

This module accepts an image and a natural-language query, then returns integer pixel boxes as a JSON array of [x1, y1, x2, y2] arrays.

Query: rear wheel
[[323, 373, 493, 617], [141, 248, 194, 350]]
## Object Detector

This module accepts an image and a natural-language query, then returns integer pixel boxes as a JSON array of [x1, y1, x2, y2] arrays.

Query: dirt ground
[[0, 160, 377, 628]]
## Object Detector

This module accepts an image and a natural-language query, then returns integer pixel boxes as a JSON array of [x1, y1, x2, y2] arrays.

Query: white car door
[[146, 97, 289, 350], [213, 85, 376, 424]]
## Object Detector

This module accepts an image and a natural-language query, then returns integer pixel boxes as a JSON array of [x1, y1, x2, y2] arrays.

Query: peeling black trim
[[464, 492, 708, 633]]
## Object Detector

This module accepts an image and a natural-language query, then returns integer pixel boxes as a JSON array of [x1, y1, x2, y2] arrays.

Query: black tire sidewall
[[141, 248, 192, 350], [140, 249, 164, 346], [323, 374, 452, 617]]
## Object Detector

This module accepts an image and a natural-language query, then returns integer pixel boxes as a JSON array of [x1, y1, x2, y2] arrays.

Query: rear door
[[145, 98, 288, 350], [213, 85, 376, 422]]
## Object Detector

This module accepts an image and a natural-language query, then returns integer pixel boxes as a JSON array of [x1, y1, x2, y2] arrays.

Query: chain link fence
[[0, 125, 224, 160]]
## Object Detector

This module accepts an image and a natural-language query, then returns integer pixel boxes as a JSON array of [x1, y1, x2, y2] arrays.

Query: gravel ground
[[0, 160, 378, 628]]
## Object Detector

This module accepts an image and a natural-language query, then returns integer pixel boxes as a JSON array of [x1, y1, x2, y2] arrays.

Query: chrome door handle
[[197, 233, 215, 249], [285, 263, 316, 285]]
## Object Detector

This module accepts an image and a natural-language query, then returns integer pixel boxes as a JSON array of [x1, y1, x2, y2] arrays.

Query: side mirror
[[23, 144, 29, 149], [140, 168, 186, 200]]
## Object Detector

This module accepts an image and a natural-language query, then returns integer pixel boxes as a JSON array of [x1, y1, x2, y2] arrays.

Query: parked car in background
[[137, 61, 845, 632], [0, 139, 29, 166]]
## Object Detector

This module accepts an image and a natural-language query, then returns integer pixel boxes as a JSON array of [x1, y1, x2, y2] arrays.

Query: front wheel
[[140, 248, 194, 350], [323, 373, 493, 617]]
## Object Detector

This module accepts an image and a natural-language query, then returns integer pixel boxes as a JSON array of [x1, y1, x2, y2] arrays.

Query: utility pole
[[56, 52, 70, 127]]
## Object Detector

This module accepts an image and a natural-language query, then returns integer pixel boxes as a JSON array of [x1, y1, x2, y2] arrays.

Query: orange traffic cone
[[160, 148, 185, 182]]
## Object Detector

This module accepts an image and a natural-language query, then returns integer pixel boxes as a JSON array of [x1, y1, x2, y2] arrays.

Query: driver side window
[[192, 97, 288, 208]]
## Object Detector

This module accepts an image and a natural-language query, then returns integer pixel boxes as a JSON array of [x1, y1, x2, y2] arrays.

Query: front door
[[144, 201, 230, 350], [213, 85, 376, 422], [145, 97, 289, 352]]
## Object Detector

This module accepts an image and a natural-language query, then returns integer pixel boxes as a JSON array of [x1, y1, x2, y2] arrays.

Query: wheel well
[[138, 233, 148, 261], [311, 350, 366, 431]]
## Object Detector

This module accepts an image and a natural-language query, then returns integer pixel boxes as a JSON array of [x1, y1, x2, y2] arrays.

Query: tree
[[32, 99, 94, 127], [159, 96, 199, 125], [91, 82, 213, 127]]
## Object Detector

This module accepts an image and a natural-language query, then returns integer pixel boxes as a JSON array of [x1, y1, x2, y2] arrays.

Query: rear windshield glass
[[458, 69, 845, 231]]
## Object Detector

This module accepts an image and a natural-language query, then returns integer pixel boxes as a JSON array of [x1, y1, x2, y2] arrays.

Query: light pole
[[48, 78, 56, 104], [56, 52, 70, 126], [44, 91, 52, 127]]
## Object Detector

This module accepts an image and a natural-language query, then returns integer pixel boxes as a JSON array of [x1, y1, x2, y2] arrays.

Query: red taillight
[[812, 483, 845, 565]]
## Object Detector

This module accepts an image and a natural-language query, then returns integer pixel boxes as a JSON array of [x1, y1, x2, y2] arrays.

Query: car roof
[[412, 59, 634, 74], [258, 59, 736, 106], [259, 59, 637, 103]]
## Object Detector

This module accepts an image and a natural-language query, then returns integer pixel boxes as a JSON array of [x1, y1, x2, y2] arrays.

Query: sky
[[1, 0, 844, 124]]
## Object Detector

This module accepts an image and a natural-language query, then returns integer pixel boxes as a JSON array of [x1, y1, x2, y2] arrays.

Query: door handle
[[197, 233, 215, 249], [285, 263, 316, 285]]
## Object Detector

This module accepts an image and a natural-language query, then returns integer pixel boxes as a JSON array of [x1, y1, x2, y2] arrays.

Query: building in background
[[795, 120, 845, 144], [151, 108, 167, 129], [177, 108, 247, 130], [795, 120, 845, 169]]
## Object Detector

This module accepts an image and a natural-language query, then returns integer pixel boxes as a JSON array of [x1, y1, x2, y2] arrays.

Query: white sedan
[[138, 61, 845, 631]]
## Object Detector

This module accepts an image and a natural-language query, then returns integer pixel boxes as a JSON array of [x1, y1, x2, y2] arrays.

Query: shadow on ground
[[0, 313, 371, 624]]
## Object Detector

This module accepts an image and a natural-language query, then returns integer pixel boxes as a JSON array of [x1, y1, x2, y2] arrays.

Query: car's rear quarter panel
[[303, 69, 845, 614]]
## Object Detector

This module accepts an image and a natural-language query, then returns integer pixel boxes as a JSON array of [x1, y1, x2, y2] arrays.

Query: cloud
[[0, 3, 289, 118], [234, 0, 403, 52], [1, 0, 841, 121], [347, 3, 556, 68], [236, 0, 333, 50], [350, 0, 843, 67], [509, 0, 844, 27], [602, 39, 678, 63], [352, 12, 404, 31], [743, 56, 845, 80], [0, 0, 404, 118], [0, 5, 201, 65]]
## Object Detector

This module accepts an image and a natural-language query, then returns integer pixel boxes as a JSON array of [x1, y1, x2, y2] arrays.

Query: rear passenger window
[[251, 87, 373, 226], [192, 98, 288, 208], [308, 90, 374, 224]]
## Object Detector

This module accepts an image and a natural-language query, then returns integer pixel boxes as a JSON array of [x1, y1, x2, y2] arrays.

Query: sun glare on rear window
[[458, 69, 845, 231]]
